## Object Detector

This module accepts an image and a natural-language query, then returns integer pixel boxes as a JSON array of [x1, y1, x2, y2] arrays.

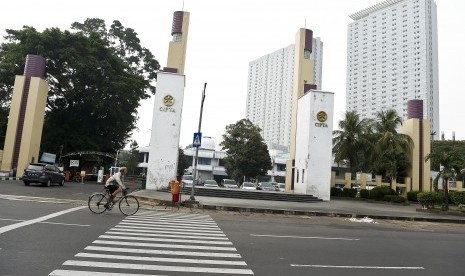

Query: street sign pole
[[191, 83, 207, 201]]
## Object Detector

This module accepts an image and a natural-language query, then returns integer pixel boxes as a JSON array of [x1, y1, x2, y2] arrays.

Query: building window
[[198, 158, 211, 165]]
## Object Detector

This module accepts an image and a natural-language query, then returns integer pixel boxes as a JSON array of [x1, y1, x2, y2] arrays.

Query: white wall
[[146, 72, 185, 189], [295, 90, 334, 200]]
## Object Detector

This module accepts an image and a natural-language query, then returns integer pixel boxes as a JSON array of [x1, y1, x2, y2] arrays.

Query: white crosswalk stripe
[[49, 211, 254, 275]]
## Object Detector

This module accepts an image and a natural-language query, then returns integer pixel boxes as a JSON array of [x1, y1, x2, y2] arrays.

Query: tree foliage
[[0, 19, 160, 155], [220, 119, 272, 182], [425, 148, 464, 209], [371, 110, 413, 183], [332, 111, 372, 174], [333, 109, 412, 182], [177, 148, 189, 177], [123, 140, 139, 175]]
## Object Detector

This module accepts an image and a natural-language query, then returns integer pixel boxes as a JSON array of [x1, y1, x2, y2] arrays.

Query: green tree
[[0, 19, 159, 154], [177, 148, 189, 177], [332, 111, 373, 174], [372, 110, 413, 186], [124, 140, 139, 175], [425, 148, 464, 210], [220, 119, 272, 182]]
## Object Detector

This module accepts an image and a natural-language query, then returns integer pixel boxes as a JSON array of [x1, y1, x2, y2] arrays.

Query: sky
[[2, 0, 464, 150]]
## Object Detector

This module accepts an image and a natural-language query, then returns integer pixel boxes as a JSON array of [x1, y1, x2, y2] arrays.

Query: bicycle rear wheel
[[88, 193, 108, 214], [119, 195, 139, 215]]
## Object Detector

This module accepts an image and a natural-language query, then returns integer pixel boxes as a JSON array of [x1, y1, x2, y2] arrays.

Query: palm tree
[[425, 148, 464, 210], [333, 111, 373, 175], [372, 110, 413, 187]]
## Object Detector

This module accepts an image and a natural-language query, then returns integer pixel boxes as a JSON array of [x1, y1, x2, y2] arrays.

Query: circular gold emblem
[[163, 95, 175, 106], [317, 111, 328, 122]]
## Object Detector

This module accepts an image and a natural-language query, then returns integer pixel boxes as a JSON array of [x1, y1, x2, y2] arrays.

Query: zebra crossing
[[49, 211, 254, 275]]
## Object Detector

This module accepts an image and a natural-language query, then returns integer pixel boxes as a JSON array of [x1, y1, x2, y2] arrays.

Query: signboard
[[40, 152, 56, 164], [70, 160, 79, 167], [193, 132, 202, 147]]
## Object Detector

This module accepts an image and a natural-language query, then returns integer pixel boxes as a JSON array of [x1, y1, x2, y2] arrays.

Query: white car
[[181, 175, 194, 188], [221, 179, 238, 188], [278, 183, 286, 192], [204, 179, 219, 188], [241, 182, 257, 190]]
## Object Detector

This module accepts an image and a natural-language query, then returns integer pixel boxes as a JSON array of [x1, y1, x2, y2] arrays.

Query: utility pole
[[190, 83, 207, 201]]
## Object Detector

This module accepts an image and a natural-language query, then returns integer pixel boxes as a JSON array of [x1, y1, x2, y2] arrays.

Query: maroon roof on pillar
[[171, 11, 184, 35], [304, 29, 313, 52], [407, 99, 423, 119], [24, 54, 46, 78]]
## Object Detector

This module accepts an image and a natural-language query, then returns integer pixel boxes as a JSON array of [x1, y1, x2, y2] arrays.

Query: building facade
[[346, 0, 439, 138], [245, 38, 323, 149]]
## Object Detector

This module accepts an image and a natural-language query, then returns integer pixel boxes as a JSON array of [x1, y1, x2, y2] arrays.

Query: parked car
[[204, 179, 219, 188], [258, 182, 279, 191], [278, 183, 286, 192], [181, 175, 194, 188], [221, 179, 238, 188], [241, 182, 257, 190], [22, 163, 65, 187]]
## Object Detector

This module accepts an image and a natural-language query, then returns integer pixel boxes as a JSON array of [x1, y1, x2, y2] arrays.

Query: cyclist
[[104, 167, 127, 208]]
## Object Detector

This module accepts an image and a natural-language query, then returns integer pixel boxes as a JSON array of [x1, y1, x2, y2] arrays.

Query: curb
[[0, 177, 20, 181], [134, 196, 465, 224]]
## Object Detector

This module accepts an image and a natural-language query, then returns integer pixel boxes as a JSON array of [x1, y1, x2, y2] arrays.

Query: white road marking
[[251, 234, 359, 241], [132, 213, 211, 220], [50, 270, 166, 276], [93, 240, 237, 251], [0, 218, 89, 227], [120, 220, 220, 229], [105, 230, 229, 240], [84, 245, 241, 258], [40, 222, 90, 227], [117, 222, 224, 233], [290, 264, 424, 270], [98, 234, 233, 245], [0, 194, 84, 204], [63, 260, 254, 274], [75, 252, 247, 265], [0, 218, 23, 222], [0, 206, 86, 234], [124, 217, 217, 225], [111, 226, 227, 236]]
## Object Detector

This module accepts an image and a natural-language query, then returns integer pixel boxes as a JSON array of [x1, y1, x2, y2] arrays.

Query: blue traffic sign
[[193, 132, 202, 147]]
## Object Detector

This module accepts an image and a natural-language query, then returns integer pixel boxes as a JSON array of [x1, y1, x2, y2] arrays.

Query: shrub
[[368, 186, 396, 201], [331, 187, 357, 198], [331, 187, 343, 197], [342, 188, 358, 198], [450, 191, 465, 205], [383, 195, 407, 203], [360, 189, 369, 199], [417, 192, 444, 209], [407, 191, 420, 202]]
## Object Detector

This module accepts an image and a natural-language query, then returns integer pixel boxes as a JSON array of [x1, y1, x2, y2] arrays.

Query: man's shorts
[[106, 183, 120, 194]]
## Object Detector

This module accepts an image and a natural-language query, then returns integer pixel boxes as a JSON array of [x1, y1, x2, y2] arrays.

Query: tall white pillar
[[294, 90, 334, 200], [146, 72, 185, 189]]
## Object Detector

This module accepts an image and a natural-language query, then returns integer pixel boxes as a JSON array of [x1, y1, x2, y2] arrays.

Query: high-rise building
[[246, 38, 323, 149], [346, 0, 439, 138]]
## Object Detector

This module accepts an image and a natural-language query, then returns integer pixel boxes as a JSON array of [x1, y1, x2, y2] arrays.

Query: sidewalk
[[133, 189, 465, 224]]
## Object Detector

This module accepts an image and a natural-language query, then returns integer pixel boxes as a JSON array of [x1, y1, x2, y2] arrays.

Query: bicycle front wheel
[[88, 193, 108, 214], [119, 195, 139, 216]]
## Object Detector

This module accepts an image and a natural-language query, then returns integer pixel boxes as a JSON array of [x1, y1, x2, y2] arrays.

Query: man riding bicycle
[[104, 167, 127, 208]]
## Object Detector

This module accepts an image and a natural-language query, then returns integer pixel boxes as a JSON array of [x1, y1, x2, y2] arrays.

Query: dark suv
[[23, 163, 65, 187]]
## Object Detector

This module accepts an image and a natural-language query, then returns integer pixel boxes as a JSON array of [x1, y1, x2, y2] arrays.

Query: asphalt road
[[1, 180, 465, 276]]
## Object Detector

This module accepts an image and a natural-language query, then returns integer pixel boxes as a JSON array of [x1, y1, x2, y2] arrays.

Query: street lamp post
[[115, 150, 120, 167], [190, 83, 207, 201]]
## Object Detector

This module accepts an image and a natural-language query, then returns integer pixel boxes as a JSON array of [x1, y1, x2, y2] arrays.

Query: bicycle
[[88, 187, 139, 215]]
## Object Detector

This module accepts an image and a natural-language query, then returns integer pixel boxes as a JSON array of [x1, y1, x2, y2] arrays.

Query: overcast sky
[[2, 0, 464, 150]]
